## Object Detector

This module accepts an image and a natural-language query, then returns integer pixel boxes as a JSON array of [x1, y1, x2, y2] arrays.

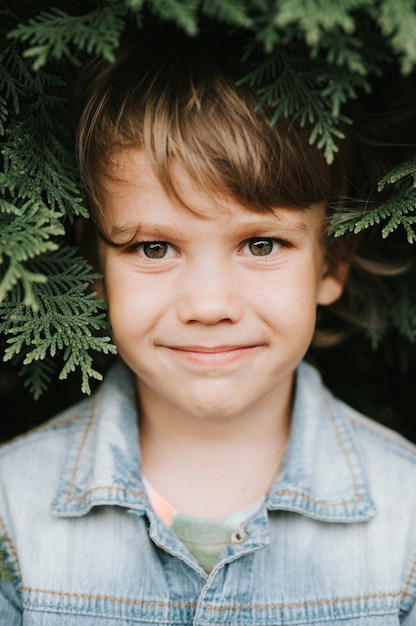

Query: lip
[[162, 345, 261, 367]]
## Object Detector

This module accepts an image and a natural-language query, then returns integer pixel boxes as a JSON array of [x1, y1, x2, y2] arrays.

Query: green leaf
[[0, 247, 116, 396], [378, 155, 416, 190], [377, 0, 416, 74], [242, 46, 356, 163], [147, 0, 200, 35], [8, 6, 126, 70], [201, 0, 253, 27], [330, 181, 416, 242]]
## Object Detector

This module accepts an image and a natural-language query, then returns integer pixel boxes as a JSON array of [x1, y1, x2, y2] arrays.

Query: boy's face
[[96, 151, 346, 422]]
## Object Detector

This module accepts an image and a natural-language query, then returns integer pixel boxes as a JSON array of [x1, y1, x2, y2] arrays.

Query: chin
[[180, 394, 246, 421]]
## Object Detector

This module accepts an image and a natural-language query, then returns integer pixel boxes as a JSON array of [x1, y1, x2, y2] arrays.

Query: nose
[[177, 259, 243, 325]]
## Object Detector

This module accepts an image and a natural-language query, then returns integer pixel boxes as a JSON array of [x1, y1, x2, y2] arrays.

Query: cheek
[[102, 267, 133, 327], [262, 274, 320, 344], [104, 270, 168, 333], [253, 270, 317, 314]]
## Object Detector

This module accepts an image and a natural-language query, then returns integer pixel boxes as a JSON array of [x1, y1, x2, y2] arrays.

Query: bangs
[[76, 25, 341, 228]]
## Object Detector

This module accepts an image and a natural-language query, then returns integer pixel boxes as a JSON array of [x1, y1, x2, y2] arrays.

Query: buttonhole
[[231, 526, 248, 545]]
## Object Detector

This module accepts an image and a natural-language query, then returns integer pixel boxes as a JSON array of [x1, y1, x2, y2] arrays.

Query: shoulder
[[1, 399, 87, 451], [0, 394, 94, 585], [0, 361, 131, 473], [0, 392, 92, 454], [333, 398, 416, 616], [324, 379, 416, 514], [0, 395, 93, 492], [297, 360, 416, 511], [0, 360, 136, 515], [334, 392, 416, 467], [301, 360, 416, 466]]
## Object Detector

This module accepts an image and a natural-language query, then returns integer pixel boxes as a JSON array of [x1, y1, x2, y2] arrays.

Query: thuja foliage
[[1, 0, 416, 398]]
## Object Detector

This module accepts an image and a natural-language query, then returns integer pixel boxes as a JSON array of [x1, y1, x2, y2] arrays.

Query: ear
[[317, 258, 350, 306]]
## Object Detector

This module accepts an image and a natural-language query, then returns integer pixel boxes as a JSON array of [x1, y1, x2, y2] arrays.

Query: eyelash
[[239, 238, 289, 259], [129, 237, 290, 261], [133, 241, 175, 260]]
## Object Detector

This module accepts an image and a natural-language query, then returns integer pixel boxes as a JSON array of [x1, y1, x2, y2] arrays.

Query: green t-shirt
[[144, 478, 264, 573]]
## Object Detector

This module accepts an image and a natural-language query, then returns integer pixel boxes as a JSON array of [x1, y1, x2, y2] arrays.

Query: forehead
[[98, 149, 328, 239]]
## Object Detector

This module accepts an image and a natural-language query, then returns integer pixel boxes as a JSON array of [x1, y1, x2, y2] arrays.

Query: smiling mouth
[[163, 345, 261, 366]]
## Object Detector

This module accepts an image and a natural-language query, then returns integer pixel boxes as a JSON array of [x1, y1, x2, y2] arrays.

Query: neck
[[137, 376, 293, 518]]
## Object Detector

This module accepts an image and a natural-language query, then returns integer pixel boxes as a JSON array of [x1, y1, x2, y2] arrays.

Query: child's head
[[77, 20, 404, 370]]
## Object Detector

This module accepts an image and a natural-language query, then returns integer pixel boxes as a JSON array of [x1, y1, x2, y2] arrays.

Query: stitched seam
[[274, 490, 357, 507], [401, 557, 416, 604], [20, 587, 195, 607], [68, 485, 145, 502], [30, 414, 81, 434], [323, 389, 361, 502], [274, 388, 361, 507], [66, 399, 96, 502], [349, 416, 416, 457], [200, 591, 402, 611], [21, 587, 402, 610], [65, 398, 145, 503], [0, 515, 20, 571]]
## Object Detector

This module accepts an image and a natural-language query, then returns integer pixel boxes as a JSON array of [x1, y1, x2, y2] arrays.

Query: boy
[[1, 22, 416, 625]]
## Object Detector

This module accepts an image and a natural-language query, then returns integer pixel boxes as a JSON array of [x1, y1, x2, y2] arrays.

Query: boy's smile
[[163, 344, 261, 368], [97, 151, 345, 425]]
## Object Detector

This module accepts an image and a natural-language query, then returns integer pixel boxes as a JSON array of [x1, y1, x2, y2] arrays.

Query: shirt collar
[[267, 361, 376, 522], [52, 360, 376, 523], [51, 361, 148, 517]]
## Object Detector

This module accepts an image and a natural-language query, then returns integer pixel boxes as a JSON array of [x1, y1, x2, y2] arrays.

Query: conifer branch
[[8, 4, 127, 71], [0, 247, 116, 398], [240, 47, 362, 162], [377, 0, 416, 75], [145, 0, 200, 35]]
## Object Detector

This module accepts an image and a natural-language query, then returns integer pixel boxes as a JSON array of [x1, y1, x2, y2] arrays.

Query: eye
[[140, 241, 171, 259], [245, 238, 282, 257]]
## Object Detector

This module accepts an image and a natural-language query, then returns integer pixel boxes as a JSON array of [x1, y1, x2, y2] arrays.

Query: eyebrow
[[244, 213, 310, 232], [102, 223, 187, 247], [102, 208, 314, 246]]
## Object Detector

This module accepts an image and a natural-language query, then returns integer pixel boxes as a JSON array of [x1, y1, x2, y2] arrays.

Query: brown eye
[[248, 238, 274, 256], [142, 242, 169, 258]]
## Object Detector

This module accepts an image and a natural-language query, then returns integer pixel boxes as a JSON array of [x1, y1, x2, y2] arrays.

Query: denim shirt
[[1, 360, 416, 625]]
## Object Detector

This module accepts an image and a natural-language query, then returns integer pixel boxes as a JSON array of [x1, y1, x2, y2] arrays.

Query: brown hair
[[75, 23, 349, 227]]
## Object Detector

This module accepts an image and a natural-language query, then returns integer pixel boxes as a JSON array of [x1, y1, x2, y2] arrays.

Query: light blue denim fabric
[[1, 360, 416, 625]]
